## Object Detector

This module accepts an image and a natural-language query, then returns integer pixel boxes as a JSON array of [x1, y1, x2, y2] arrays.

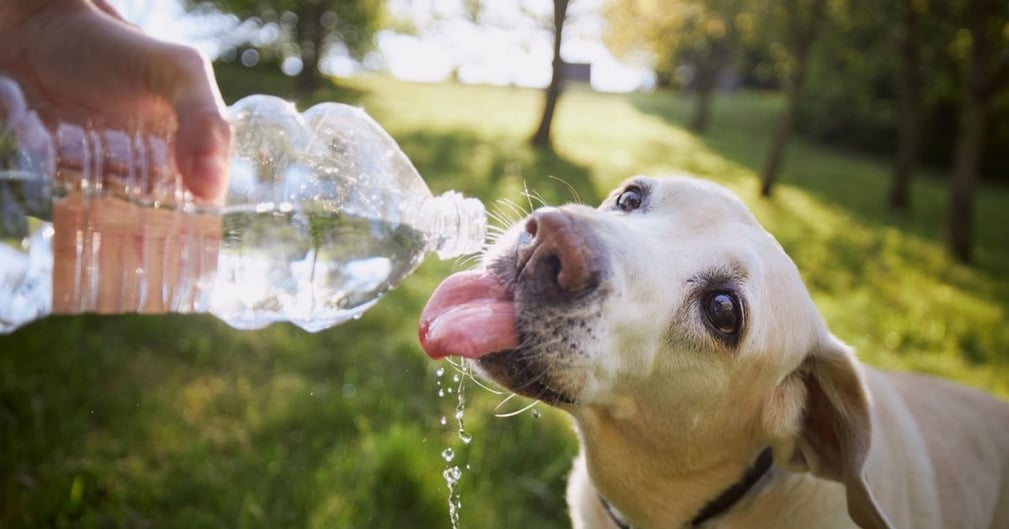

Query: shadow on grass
[[0, 284, 574, 528]]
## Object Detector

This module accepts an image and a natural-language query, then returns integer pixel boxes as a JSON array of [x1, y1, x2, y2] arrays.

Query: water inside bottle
[[213, 205, 429, 331], [1, 180, 433, 332]]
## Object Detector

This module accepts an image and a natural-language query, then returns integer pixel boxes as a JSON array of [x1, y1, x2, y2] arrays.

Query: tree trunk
[[759, 0, 824, 197], [532, 0, 570, 148], [888, 0, 922, 211], [945, 0, 1000, 263], [689, 32, 737, 134], [689, 73, 716, 133], [296, 3, 325, 96], [947, 95, 987, 263], [689, 47, 721, 133], [759, 69, 803, 197]]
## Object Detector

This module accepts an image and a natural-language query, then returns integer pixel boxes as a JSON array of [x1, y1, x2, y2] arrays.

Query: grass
[[2, 64, 1007, 528]]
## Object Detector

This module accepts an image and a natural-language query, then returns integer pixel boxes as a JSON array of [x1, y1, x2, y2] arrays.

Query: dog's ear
[[787, 336, 893, 529]]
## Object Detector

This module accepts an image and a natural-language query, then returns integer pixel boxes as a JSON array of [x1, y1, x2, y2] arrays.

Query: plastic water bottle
[[0, 76, 486, 333]]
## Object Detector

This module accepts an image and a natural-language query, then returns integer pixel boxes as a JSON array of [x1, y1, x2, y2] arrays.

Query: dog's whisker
[[487, 204, 521, 225], [491, 197, 523, 212], [502, 195, 528, 217], [446, 359, 508, 395], [457, 253, 484, 270], [522, 181, 535, 213], [484, 226, 508, 246], [485, 224, 508, 235], [494, 398, 540, 418], [547, 175, 583, 204], [520, 189, 548, 210], [444, 357, 508, 396], [493, 392, 519, 411], [494, 199, 529, 224], [451, 252, 483, 270], [469, 373, 508, 395]]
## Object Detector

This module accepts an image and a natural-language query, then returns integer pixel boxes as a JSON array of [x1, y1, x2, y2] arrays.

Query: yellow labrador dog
[[419, 176, 1009, 529]]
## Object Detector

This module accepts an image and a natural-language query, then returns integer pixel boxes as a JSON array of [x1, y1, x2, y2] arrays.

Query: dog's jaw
[[471, 231, 609, 406]]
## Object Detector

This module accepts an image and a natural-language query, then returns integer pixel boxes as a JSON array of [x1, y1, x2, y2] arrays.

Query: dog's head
[[420, 176, 890, 529]]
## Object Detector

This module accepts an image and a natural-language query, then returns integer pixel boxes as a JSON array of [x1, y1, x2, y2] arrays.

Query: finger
[[174, 98, 231, 203], [143, 45, 232, 203], [89, 0, 132, 24]]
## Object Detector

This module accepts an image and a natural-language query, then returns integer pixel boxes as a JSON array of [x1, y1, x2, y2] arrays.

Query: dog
[[419, 175, 1009, 529]]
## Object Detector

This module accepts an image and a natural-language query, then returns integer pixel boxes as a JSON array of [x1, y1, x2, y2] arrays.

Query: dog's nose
[[520, 208, 598, 294]]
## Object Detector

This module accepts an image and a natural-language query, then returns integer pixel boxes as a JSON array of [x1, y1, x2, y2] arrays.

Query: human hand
[[0, 0, 231, 202]]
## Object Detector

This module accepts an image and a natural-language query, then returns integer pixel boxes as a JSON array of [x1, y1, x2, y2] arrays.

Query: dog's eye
[[616, 186, 643, 211], [703, 292, 741, 336]]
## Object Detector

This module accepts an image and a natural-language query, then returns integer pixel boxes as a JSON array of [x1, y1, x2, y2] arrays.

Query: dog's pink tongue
[[419, 270, 518, 359]]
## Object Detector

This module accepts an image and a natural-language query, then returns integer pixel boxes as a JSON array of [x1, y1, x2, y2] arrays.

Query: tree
[[189, 0, 384, 95], [604, 0, 754, 133], [681, 15, 739, 132], [531, 0, 570, 148], [759, 0, 827, 197], [946, 0, 1009, 262], [889, 0, 925, 210]]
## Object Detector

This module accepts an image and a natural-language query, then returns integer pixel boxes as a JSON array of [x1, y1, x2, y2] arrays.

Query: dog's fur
[[473, 176, 1009, 529]]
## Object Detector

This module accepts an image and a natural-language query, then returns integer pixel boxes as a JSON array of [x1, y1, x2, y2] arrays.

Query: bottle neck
[[419, 191, 487, 259]]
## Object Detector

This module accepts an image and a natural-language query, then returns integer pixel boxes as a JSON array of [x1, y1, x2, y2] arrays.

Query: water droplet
[[446, 465, 462, 482], [443, 464, 463, 528], [435, 361, 472, 529], [532, 409, 542, 419]]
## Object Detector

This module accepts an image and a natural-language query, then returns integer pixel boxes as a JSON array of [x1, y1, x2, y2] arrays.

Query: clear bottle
[[0, 76, 486, 333]]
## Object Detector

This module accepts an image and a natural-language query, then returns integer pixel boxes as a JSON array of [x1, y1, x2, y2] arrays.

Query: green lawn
[[2, 67, 1007, 528]]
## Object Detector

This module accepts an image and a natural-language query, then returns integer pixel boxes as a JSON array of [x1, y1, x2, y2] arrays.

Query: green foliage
[[190, 0, 383, 55], [794, 0, 1009, 179], [189, 0, 384, 91], [2, 71, 1008, 528], [603, 0, 759, 88]]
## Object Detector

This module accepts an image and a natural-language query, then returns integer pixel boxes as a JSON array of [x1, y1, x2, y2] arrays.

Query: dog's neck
[[574, 404, 773, 529], [599, 447, 773, 529]]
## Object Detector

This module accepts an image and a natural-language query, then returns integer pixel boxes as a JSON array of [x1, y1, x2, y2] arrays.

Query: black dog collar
[[600, 447, 774, 529]]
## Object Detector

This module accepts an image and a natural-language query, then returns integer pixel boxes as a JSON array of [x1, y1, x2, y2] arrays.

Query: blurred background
[[2, 0, 1007, 527]]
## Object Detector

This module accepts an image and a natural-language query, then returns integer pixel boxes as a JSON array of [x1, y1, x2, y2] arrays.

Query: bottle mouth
[[422, 191, 487, 259]]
